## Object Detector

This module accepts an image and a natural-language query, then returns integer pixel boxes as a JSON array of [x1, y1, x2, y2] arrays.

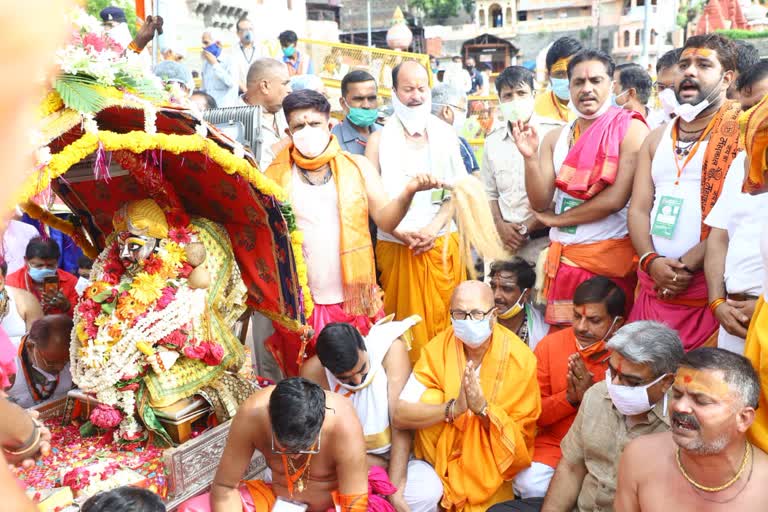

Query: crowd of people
[[2, 4, 768, 512]]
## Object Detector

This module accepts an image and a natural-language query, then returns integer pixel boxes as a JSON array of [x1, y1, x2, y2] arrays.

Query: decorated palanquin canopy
[[22, 93, 313, 332]]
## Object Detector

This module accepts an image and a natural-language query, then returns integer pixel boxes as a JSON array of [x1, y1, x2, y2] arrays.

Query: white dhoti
[[403, 459, 443, 512], [717, 326, 745, 355], [512, 461, 555, 499]]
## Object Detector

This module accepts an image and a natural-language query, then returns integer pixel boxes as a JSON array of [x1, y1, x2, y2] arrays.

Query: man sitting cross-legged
[[179, 377, 368, 512], [301, 321, 443, 512]]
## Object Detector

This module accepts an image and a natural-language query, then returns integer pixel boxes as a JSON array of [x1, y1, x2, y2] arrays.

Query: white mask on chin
[[568, 95, 613, 120], [658, 88, 680, 116], [674, 77, 724, 123], [391, 93, 431, 135]]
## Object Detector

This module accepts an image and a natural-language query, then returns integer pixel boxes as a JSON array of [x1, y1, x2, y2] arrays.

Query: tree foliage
[[411, 0, 464, 21], [85, 0, 138, 37], [717, 29, 768, 40]]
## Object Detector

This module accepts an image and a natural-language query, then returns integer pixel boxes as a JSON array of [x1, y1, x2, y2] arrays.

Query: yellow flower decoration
[[162, 241, 186, 269], [84, 281, 111, 300], [76, 322, 89, 343], [117, 294, 143, 321], [129, 272, 166, 305]]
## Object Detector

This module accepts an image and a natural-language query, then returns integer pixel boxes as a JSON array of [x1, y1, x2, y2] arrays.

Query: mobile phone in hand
[[43, 275, 59, 295]]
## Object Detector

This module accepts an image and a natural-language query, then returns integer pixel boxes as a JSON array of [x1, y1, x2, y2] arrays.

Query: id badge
[[559, 197, 584, 235], [650, 195, 684, 240], [272, 497, 309, 512]]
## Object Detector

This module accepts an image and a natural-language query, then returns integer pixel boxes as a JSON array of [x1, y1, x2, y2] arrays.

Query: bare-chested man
[[199, 377, 367, 512], [615, 347, 768, 511]]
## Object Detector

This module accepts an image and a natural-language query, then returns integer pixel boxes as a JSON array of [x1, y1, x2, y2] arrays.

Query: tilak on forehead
[[674, 367, 732, 398], [681, 48, 714, 59], [550, 57, 572, 74]]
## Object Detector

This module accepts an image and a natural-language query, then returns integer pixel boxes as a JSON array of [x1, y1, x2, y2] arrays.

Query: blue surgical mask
[[283, 45, 296, 58], [204, 43, 221, 59], [28, 266, 56, 283], [452, 317, 493, 348], [242, 31, 254, 44], [551, 77, 571, 101]]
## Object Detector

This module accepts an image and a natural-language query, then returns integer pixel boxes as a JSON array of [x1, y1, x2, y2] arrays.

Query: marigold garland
[[19, 129, 313, 321], [21, 201, 98, 258]]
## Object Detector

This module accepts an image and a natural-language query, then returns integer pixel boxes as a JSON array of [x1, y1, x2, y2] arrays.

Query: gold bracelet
[[3, 419, 41, 457], [127, 41, 141, 54]]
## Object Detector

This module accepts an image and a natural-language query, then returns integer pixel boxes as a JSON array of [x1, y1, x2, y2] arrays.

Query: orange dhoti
[[178, 480, 369, 512], [376, 233, 465, 364], [746, 296, 768, 453], [411, 325, 541, 512]]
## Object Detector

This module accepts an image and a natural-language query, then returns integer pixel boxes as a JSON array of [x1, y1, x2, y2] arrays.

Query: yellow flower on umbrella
[[129, 272, 165, 305]]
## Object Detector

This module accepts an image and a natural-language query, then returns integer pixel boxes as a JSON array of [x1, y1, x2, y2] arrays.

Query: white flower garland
[[72, 285, 206, 392]]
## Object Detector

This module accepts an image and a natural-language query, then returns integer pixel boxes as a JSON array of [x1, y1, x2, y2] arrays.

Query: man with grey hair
[[431, 83, 478, 174], [615, 347, 768, 510], [539, 321, 682, 512], [242, 58, 291, 170], [153, 60, 194, 98]]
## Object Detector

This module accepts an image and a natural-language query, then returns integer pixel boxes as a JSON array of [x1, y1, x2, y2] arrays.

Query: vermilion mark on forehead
[[682, 48, 714, 59], [579, 306, 587, 316], [684, 375, 692, 383]]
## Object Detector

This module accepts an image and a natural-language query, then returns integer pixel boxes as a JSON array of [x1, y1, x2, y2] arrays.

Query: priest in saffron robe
[[395, 281, 541, 512], [265, 89, 445, 376]]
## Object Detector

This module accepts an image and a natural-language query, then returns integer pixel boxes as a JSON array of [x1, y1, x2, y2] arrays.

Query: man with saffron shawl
[[395, 281, 541, 512], [365, 61, 469, 365], [629, 34, 742, 350], [512, 49, 649, 326], [179, 378, 369, 512], [265, 90, 444, 376], [741, 92, 768, 456]]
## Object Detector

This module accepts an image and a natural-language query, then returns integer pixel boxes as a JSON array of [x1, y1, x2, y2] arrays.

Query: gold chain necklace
[[282, 453, 313, 496], [676, 443, 751, 493]]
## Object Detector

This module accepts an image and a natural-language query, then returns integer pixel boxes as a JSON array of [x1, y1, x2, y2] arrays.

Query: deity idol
[[71, 199, 251, 446]]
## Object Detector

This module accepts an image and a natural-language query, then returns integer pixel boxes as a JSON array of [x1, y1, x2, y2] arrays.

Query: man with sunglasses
[[203, 377, 369, 512], [395, 280, 541, 512], [301, 320, 443, 512], [538, 321, 682, 512]]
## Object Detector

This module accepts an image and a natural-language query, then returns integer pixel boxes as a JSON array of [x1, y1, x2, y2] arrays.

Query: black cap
[[100, 6, 127, 23]]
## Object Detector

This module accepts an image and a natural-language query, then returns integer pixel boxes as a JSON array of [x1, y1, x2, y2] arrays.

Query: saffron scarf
[[699, 100, 742, 240], [267, 135, 380, 317], [555, 107, 646, 200], [738, 93, 768, 194]]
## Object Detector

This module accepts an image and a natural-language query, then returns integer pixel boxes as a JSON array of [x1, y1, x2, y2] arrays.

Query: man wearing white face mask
[[365, 61, 469, 365], [396, 280, 541, 512], [482, 66, 563, 266], [540, 321, 682, 512], [628, 34, 742, 351], [612, 63, 653, 120], [512, 49, 649, 327], [264, 90, 446, 377], [647, 48, 683, 129], [431, 83, 478, 174]]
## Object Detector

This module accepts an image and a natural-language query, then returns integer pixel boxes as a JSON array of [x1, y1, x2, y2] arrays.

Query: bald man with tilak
[[396, 280, 542, 511]]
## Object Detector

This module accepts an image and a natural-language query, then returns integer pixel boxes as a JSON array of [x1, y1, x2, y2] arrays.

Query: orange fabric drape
[[412, 325, 541, 512], [543, 237, 637, 301], [267, 136, 381, 318], [375, 234, 465, 365]]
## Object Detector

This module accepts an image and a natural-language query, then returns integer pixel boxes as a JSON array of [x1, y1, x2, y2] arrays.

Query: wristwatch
[[476, 403, 489, 418], [517, 223, 529, 238]]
